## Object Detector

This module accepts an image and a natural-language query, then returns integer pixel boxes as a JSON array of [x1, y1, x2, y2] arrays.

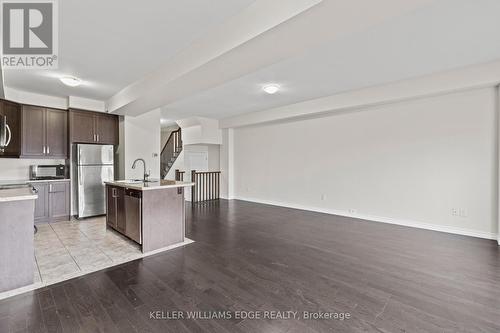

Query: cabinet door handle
[[97, 134, 99, 142], [43, 146, 46, 154], [47, 146, 50, 155], [49, 184, 52, 192]]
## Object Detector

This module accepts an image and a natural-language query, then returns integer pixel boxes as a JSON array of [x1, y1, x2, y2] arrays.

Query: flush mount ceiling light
[[60, 76, 82, 87], [262, 84, 280, 94]]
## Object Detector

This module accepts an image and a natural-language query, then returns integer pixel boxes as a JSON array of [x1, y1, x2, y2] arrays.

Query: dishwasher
[[124, 188, 142, 244]]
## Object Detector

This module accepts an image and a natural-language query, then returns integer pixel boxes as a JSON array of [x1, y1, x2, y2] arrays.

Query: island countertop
[[0, 187, 38, 202], [104, 179, 194, 191]]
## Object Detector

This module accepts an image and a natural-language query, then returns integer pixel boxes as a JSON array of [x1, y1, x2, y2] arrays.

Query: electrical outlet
[[459, 208, 468, 217], [451, 208, 458, 216], [320, 194, 326, 201], [348, 208, 356, 214]]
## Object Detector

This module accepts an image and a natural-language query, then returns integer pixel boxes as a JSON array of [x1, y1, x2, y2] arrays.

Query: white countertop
[[0, 188, 38, 202], [105, 180, 194, 191], [0, 179, 70, 186]]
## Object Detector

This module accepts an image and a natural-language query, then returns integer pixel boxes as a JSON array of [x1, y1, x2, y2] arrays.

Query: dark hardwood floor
[[1, 199, 500, 332]]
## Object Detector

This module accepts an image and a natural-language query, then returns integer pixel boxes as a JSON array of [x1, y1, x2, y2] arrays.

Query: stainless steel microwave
[[30, 164, 67, 180]]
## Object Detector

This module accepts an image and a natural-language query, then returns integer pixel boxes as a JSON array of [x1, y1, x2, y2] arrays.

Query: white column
[[497, 85, 500, 245], [219, 128, 234, 199]]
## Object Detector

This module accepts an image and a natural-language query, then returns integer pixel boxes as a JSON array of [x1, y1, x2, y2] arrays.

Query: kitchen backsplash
[[0, 159, 66, 180]]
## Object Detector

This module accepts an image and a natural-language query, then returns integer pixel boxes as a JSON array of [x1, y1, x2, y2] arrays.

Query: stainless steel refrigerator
[[75, 144, 114, 218]]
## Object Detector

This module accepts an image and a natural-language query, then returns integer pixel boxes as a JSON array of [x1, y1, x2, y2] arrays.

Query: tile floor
[[34, 217, 143, 285], [0, 216, 193, 300]]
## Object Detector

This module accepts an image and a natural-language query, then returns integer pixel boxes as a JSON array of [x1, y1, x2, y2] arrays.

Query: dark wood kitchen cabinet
[[33, 183, 49, 222], [32, 181, 70, 224], [21, 105, 68, 159], [0, 99, 21, 157], [106, 185, 126, 232], [69, 109, 119, 145], [48, 182, 71, 221], [96, 113, 119, 144]]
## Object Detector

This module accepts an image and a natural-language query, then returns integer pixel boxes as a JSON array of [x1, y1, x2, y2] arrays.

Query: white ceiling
[[3, 0, 255, 100], [161, 0, 500, 120], [3, 0, 500, 122]]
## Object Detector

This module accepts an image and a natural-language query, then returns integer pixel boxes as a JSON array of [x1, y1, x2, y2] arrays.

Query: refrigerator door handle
[[78, 166, 82, 185]]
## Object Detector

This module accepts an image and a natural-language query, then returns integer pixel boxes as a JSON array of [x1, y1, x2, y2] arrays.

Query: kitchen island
[[0, 186, 37, 292], [104, 179, 194, 253]]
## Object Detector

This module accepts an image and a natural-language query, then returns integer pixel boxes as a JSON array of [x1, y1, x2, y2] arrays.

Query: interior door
[[186, 151, 208, 173]]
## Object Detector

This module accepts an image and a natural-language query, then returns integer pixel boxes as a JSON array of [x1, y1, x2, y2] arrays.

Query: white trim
[[497, 84, 500, 246], [235, 196, 498, 240]]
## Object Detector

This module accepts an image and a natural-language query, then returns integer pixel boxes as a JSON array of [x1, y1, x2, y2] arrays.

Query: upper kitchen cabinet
[[0, 99, 21, 157], [21, 105, 68, 159], [95, 113, 119, 145], [69, 109, 119, 145]]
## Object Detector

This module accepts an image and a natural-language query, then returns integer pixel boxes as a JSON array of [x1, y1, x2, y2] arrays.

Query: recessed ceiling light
[[60, 76, 82, 87], [262, 84, 280, 94]]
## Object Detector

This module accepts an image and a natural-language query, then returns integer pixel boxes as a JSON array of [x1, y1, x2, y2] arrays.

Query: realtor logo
[[1, 0, 58, 68]]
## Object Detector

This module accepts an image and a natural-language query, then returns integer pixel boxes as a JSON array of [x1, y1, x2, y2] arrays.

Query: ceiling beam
[[219, 60, 500, 128], [107, 0, 323, 114], [108, 0, 435, 117]]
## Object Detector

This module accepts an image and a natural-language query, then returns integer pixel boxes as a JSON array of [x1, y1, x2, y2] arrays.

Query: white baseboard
[[234, 196, 498, 241]]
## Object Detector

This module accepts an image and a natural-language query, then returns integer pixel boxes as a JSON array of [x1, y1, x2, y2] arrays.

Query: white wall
[[121, 109, 161, 180], [177, 117, 222, 145], [0, 159, 66, 180], [232, 88, 498, 239], [5, 87, 106, 112], [5, 87, 68, 109], [68, 96, 106, 112]]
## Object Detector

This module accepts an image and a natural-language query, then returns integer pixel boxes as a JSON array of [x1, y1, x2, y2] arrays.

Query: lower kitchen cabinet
[[106, 185, 125, 232], [32, 181, 70, 224], [33, 183, 49, 222], [106, 185, 142, 244]]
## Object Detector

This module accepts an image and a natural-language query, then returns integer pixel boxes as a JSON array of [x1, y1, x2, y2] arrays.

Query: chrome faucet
[[132, 158, 150, 182]]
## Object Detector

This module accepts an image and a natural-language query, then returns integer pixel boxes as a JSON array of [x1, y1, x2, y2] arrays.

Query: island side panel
[[0, 200, 35, 292], [141, 187, 185, 252]]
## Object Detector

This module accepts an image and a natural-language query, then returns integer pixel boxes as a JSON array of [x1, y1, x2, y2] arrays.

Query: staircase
[[160, 128, 182, 179]]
